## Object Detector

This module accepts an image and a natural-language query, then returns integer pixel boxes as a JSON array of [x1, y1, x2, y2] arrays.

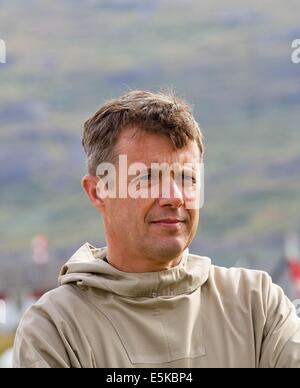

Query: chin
[[148, 239, 186, 260]]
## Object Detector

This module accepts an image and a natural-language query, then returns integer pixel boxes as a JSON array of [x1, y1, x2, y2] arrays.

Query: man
[[13, 90, 300, 368]]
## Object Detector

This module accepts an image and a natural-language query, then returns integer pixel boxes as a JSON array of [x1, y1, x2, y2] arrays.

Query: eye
[[132, 171, 155, 187], [182, 173, 196, 183], [140, 172, 152, 181]]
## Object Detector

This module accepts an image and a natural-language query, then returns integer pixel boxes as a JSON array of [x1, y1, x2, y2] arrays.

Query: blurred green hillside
[[0, 0, 299, 266]]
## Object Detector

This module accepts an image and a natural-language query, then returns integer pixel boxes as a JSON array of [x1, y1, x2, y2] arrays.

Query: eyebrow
[[129, 165, 197, 180]]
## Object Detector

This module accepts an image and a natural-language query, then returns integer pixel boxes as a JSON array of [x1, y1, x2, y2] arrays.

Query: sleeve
[[259, 274, 300, 368], [12, 304, 78, 368]]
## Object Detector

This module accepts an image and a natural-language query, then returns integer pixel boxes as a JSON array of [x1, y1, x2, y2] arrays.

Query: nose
[[157, 178, 184, 208]]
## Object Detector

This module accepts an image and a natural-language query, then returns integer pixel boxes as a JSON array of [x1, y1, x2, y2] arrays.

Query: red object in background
[[285, 234, 300, 296], [289, 260, 300, 280], [288, 260, 300, 296]]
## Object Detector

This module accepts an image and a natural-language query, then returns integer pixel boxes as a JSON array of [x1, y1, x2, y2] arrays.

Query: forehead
[[115, 127, 200, 164]]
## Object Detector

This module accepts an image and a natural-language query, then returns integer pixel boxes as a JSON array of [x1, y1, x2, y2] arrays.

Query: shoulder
[[190, 252, 273, 311], [13, 285, 82, 368], [40, 283, 83, 305], [14, 284, 88, 351], [209, 264, 272, 303], [18, 284, 85, 330], [209, 264, 271, 291], [189, 252, 272, 295], [205, 263, 295, 322]]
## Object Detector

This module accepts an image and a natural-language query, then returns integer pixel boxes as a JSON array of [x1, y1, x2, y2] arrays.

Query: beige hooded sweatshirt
[[13, 243, 300, 368]]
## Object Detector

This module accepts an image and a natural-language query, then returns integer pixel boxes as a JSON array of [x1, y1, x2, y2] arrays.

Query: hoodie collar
[[59, 243, 211, 298]]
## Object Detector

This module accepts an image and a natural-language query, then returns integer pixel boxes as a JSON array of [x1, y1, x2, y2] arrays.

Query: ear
[[81, 175, 105, 210]]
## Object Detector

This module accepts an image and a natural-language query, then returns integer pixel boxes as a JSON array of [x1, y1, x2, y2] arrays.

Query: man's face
[[96, 127, 201, 270]]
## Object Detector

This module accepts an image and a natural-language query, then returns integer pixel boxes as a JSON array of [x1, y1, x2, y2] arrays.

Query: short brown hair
[[82, 90, 204, 174]]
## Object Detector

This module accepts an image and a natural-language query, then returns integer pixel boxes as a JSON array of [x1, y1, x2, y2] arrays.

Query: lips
[[152, 219, 184, 223], [150, 219, 186, 230]]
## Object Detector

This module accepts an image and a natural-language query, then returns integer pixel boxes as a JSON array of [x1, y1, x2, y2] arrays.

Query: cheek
[[188, 210, 199, 228], [131, 198, 154, 225], [105, 199, 129, 227], [114, 198, 146, 227]]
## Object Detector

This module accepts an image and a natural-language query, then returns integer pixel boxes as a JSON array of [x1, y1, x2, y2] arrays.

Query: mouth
[[151, 219, 185, 228]]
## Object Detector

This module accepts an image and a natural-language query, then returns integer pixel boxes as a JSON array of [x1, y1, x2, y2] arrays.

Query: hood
[[59, 243, 211, 298]]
